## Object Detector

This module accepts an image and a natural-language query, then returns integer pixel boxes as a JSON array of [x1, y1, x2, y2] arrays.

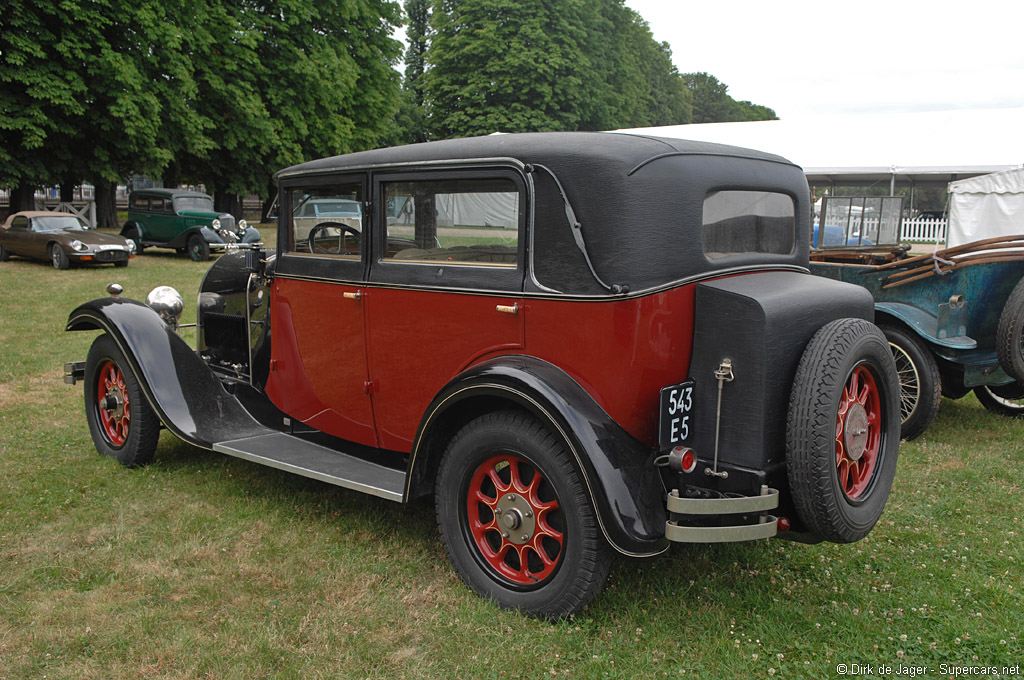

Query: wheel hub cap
[[496, 493, 536, 545], [843, 403, 869, 461]]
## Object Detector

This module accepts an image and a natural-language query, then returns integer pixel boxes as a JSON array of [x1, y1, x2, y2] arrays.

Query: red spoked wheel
[[835, 365, 882, 501], [787, 319, 901, 543], [84, 334, 160, 467], [435, 410, 610, 618], [96, 359, 131, 448], [465, 454, 564, 587]]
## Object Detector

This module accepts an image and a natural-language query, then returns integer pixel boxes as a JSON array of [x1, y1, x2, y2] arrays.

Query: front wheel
[[974, 382, 1024, 417], [50, 243, 70, 270], [787, 318, 900, 543], [83, 334, 160, 466], [187, 234, 210, 261], [996, 278, 1024, 382], [435, 410, 610, 619], [882, 325, 941, 440]]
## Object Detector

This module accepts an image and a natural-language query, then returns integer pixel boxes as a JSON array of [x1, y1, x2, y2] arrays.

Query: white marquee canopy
[[618, 108, 1024, 189]]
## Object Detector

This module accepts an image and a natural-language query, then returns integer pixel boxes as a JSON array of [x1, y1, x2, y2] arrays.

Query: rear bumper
[[665, 485, 778, 543]]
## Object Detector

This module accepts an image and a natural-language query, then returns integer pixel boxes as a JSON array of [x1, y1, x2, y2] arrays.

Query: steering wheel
[[308, 222, 361, 255]]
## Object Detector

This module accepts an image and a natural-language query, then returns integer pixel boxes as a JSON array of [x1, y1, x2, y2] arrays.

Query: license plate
[[659, 380, 695, 450]]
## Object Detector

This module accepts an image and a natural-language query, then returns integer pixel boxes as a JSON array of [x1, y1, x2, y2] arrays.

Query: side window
[[702, 191, 796, 259], [162, 198, 174, 213], [10, 216, 29, 231], [383, 178, 519, 266], [288, 184, 364, 259], [129, 196, 149, 211]]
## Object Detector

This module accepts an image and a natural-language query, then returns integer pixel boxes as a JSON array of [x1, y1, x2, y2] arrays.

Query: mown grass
[[1, 233, 1022, 678]]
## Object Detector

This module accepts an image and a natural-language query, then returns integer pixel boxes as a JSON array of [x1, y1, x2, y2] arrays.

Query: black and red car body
[[65, 132, 901, 617]]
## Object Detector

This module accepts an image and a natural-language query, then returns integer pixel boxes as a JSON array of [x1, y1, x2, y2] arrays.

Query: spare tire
[[786, 318, 901, 543], [997, 278, 1024, 382]]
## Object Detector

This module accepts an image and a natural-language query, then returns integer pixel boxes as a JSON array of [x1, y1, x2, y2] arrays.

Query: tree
[[682, 72, 777, 124]]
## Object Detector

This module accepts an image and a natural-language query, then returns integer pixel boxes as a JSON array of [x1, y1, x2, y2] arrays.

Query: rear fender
[[66, 297, 270, 448], [407, 356, 669, 557]]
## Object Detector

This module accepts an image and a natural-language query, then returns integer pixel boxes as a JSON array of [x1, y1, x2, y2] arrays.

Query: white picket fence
[[900, 217, 947, 243]]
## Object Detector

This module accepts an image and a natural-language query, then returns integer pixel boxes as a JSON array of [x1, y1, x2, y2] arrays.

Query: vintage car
[[64, 133, 901, 618], [121, 188, 262, 261], [809, 196, 1024, 439], [0, 211, 135, 269]]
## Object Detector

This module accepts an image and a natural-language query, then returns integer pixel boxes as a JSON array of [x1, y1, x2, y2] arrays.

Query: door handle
[[495, 303, 519, 315], [343, 290, 362, 301]]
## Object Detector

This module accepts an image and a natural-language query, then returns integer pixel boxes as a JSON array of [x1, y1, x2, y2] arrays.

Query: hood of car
[[178, 209, 221, 220], [49, 230, 131, 248]]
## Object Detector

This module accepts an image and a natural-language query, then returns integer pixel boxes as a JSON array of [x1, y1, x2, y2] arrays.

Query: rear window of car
[[702, 191, 796, 259]]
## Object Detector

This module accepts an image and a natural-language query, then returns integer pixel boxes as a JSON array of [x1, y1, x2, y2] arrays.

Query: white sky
[[624, 0, 1024, 118]]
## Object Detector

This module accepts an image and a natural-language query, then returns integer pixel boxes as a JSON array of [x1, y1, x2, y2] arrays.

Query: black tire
[[187, 234, 210, 261], [124, 226, 144, 253], [786, 318, 900, 543], [974, 382, 1024, 418], [435, 410, 611, 619], [996, 278, 1024, 382], [0, 243, 9, 261], [83, 334, 160, 467], [50, 243, 70, 270], [881, 325, 941, 440]]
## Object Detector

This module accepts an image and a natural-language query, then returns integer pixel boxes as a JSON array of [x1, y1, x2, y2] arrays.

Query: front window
[[32, 216, 85, 232], [173, 195, 215, 212], [383, 178, 519, 266], [289, 184, 364, 259], [702, 191, 795, 259]]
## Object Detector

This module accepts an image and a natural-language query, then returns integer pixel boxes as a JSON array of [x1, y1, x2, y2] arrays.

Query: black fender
[[66, 297, 271, 449], [241, 228, 262, 244], [120, 221, 145, 238], [406, 355, 669, 557], [165, 227, 224, 249]]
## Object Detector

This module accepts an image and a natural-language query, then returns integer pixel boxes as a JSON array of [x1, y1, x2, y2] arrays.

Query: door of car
[[3, 215, 35, 258], [146, 196, 178, 242], [365, 169, 527, 451], [265, 176, 379, 447]]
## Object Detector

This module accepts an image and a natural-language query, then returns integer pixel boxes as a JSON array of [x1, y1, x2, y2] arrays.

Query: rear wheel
[[50, 243, 70, 270], [787, 319, 900, 543], [0, 243, 9, 261], [83, 334, 160, 466], [974, 382, 1024, 417], [435, 410, 610, 618], [187, 234, 210, 261], [881, 325, 941, 440], [997, 278, 1024, 382]]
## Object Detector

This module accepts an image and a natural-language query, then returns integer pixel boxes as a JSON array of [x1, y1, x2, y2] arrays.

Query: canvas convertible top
[[278, 132, 813, 295]]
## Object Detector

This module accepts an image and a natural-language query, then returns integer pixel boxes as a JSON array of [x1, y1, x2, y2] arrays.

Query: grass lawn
[[1, 231, 1021, 678]]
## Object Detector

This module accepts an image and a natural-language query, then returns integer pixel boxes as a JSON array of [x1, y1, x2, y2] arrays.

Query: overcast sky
[[624, 0, 1024, 119]]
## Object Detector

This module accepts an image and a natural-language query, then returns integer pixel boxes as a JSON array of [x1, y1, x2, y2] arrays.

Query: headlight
[[238, 219, 248, 231], [211, 218, 221, 230], [126, 239, 137, 253], [146, 286, 184, 330], [70, 240, 88, 252]]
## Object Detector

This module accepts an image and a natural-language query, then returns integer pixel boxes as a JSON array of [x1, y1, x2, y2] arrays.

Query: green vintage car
[[121, 188, 262, 261]]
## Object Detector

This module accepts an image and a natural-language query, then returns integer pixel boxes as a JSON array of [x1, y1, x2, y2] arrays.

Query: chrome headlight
[[146, 286, 184, 330], [70, 240, 88, 252], [238, 219, 248, 231], [126, 239, 137, 254], [211, 218, 222, 230]]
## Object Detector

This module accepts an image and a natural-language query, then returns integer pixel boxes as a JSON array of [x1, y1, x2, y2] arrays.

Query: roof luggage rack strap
[[664, 486, 779, 543]]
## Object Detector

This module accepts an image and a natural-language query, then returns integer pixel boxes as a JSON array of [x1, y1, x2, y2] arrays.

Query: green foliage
[[421, 0, 692, 139], [682, 71, 777, 123], [0, 0, 403, 200]]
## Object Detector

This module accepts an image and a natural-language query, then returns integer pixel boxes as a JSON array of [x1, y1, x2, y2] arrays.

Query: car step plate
[[213, 432, 406, 502]]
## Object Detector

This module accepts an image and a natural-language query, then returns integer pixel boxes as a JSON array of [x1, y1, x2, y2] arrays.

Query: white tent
[[617, 108, 1024, 190], [947, 168, 1024, 247]]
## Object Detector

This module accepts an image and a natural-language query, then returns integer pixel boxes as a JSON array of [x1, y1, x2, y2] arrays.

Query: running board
[[213, 432, 406, 502]]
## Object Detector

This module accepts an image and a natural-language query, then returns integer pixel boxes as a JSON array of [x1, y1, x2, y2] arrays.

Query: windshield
[[173, 195, 215, 212], [33, 216, 85, 232]]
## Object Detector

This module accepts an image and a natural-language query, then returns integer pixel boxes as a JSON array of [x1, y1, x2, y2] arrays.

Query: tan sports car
[[0, 211, 135, 269]]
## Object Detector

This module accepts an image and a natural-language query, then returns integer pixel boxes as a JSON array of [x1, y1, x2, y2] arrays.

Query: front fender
[[408, 356, 669, 557], [875, 302, 977, 349], [66, 297, 271, 449]]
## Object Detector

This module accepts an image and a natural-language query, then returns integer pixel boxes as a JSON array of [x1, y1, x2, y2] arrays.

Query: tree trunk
[[214, 191, 242, 220], [93, 180, 120, 230], [11, 182, 37, 212], [261, 178, 278, 223], [59, 179, 76, 203]]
